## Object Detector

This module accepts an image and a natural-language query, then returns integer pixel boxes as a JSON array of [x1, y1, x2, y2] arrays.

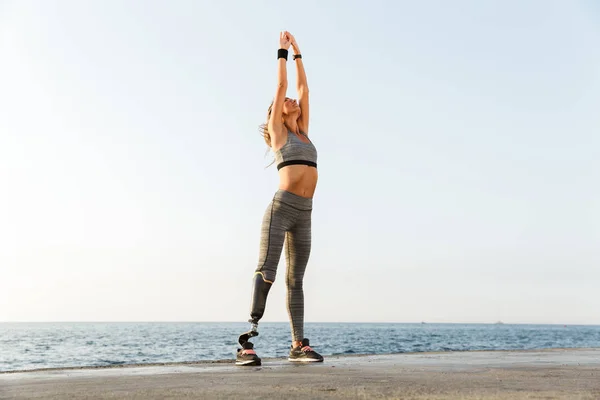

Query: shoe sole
[[235, 359, 261, 366], [287, 358, 324, 362]]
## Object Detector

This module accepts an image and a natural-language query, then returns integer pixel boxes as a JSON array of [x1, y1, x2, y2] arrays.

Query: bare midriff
[[278, 165, 318, 198]]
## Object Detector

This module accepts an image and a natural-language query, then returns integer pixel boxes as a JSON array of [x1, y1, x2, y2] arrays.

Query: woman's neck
[[283, 117, 299, 135]]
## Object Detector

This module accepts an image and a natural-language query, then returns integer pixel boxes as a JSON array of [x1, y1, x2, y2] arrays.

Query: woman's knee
[[286, 272, 304, 289]]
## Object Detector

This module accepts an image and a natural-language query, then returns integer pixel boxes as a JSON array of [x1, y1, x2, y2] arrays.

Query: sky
[[1, 0, 598, 325]]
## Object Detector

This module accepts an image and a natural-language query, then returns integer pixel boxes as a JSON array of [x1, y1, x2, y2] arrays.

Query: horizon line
[[1, 321, 598, 326]]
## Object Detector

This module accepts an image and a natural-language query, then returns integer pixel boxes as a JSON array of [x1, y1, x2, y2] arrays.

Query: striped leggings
[[254, 189, 313, 342]]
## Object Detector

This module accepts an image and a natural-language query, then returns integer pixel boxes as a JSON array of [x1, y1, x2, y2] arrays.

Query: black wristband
[[278, 49, 288, 60], [293, 54, 302, 60]]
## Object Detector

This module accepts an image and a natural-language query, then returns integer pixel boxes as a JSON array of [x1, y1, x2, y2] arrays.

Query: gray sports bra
[[274, 130, 318, 170]]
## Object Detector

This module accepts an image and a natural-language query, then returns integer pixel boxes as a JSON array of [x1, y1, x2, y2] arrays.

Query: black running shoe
[[236, 342, 261, 366], [288, 338, 324, 362]]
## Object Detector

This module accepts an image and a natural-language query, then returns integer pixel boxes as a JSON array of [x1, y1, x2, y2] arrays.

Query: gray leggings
[[255, 189, 313, 341]]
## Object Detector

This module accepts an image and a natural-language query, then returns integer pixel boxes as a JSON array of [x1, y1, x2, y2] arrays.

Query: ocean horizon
[[2, 322, 600, 373]]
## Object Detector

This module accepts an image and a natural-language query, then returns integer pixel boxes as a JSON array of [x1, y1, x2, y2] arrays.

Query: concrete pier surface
[[1, 348, 599, 399]]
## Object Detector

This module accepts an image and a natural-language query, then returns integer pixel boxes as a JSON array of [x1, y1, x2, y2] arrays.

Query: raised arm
[[268, 32, 292, 148], [288, 32, 310, 135]]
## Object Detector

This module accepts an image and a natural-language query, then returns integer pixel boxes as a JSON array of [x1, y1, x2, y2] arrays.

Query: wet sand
[[1, 348, 599, 399]]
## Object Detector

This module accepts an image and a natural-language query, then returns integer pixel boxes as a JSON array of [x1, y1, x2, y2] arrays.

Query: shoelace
[[301, 346, 313, 352], [242, 349, 256, 355]]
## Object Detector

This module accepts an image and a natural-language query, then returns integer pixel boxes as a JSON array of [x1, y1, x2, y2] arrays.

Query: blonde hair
[[259, 100, 276, 168], [259, 100, 275, 148]]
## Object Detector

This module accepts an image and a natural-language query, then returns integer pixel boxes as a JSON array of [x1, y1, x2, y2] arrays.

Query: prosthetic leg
[[238, 272, 273, 347]]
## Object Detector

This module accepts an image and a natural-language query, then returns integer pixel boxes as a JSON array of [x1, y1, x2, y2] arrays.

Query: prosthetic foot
[[236, 341, 261, 366], [235, 273, 273, 366], [238, 320, 259, 347]]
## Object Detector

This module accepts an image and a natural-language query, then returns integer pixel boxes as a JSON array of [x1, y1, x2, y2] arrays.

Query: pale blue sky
[[1, 0, 598, 324]]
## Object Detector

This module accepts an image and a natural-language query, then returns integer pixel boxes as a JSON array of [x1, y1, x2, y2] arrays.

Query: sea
[[1, 322, 599, 372]]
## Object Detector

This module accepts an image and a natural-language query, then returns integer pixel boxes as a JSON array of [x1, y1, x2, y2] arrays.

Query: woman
[[236, 31, 323, 366]]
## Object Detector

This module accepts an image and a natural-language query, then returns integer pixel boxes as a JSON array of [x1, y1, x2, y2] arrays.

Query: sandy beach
[[1, 348, 599, 399]]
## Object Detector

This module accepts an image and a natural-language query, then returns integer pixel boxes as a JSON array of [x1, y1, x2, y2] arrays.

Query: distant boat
[[494, 321, 504, 325]]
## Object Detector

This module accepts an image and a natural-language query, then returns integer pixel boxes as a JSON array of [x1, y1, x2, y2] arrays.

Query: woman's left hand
[[286, 31, 301, 54]]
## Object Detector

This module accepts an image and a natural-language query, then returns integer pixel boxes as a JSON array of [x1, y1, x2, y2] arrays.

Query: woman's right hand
[[279, 31, 291, 50]]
